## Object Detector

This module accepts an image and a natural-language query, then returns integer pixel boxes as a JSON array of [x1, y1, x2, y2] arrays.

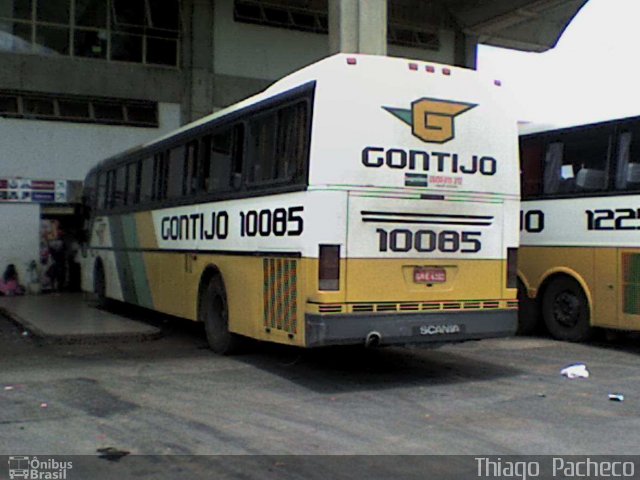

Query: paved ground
[[1, 303, 640, 478]]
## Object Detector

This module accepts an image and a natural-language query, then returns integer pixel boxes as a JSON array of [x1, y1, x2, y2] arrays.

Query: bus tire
[[199, 276, 241, 355], [516, 280, 539, 335], [94, 261, 108, 309], [542, 276, 593, 342]]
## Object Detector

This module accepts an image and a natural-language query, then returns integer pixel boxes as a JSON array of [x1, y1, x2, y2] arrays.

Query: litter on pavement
[[608, 393, 624, 402], [560, 363, 590, 379]]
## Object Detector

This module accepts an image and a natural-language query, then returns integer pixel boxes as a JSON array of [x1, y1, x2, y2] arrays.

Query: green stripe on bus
[[110, 215, 138, 305], [121, 214, 154, 309]]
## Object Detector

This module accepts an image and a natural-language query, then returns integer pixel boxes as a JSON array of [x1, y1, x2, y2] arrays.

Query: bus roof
[[519, 114, 640, 137], [88, 53, 487, 177]]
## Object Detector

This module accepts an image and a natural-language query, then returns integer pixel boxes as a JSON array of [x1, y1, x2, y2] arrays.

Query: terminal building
[[0, 0, 586, 290]]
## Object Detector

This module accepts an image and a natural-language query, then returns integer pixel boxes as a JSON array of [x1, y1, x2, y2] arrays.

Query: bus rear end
[[303, 54, 519, 347]]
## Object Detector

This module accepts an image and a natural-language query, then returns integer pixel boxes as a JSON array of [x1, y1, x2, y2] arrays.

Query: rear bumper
[[305, 310, 517, 347]]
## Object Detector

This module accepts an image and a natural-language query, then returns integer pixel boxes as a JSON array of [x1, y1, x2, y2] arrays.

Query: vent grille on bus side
[[263, 258, 298, 334], [622, 253, 640, 315]]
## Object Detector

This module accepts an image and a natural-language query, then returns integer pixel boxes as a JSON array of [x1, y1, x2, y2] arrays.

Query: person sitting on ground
[[0, 264, 25, 296]]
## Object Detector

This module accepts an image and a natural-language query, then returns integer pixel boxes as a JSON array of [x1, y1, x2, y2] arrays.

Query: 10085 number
[[376, 228, 482, 253]]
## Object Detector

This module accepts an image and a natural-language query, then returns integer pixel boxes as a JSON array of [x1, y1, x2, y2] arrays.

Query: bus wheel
[[516, 280, 539, 335], [542, 277, 593, 342], [94, 261, 108, 308], [199, 276, 240, 355]]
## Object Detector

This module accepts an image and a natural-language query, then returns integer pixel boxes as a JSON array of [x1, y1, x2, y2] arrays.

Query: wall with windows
[[0, 0, 180, 66], [1, 102, 181, 180], [213, 0, 457, 90]]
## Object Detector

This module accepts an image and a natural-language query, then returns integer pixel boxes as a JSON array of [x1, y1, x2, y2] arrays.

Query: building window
[[234, 0, 328, 34], [0, 0, 181, 67], [0, 90, 159, 127], [233, 0, 440, 51]]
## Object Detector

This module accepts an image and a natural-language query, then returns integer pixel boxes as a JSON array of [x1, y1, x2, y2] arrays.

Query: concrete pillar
[[454, 32, 478, 70], [329, 0, 387, 56], [182, 0, 215, 123]]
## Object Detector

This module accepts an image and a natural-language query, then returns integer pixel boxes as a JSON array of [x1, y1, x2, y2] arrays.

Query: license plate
[[414, 267, 446, 284]]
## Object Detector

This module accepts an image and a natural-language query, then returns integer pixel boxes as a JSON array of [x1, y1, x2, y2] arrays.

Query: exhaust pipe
[[364, 331, 382, 348]]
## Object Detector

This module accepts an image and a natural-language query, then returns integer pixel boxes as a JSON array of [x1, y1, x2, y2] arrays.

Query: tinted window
[[166, 146, 185, 198], [248, 112, 277, 184], [97, 172, 107, 210], [114, 166, 126, 207], [153, 153, 168, 200], [533, 126, 612, 197], [276, 102, 307, 181], [139, 157, 154, 203], [106, 169, 116, 208], [184, 141, 199, 195], [520, 137, 544, 198], [209, 129, 233, 192], [126, 162, 138, 205], [200, 125, 244, 193], [247, 101, 307, 186], [615, 121, 640, 191]]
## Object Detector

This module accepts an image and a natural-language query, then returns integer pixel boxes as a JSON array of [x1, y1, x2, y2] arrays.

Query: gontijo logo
[[384, 98, 477, 144]]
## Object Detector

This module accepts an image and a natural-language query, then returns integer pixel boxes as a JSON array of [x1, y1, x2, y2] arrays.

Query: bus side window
[[246, 102, 307, 187], [167, 146, 185, 198], [542, 142, 565, 195], [276, 101, 308, 182], [114, 166, 126, 207], [126, 162, 138, 205], [247, 112, 277, 185], [97, 172, 107, 210], [107, 169, 116, 209], [199, 135, 212, 192], [209, 128, 233, 193], [184, 140, 199, 196], [139, 157, 154, 204], [616, 122, 640, 191], [519, 138, 544, 198], [561, 127, 611, 194], [231, 123, 244, 189], [153, 153, 167, 200]]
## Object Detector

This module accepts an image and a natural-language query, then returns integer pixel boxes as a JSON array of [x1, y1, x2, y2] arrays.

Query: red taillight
[[346, 57, 357, 65], [319, 245, 340, 291], [425, 65, 435, 73], [442, 67, 451, 76], [507, 248, 518, 289], [409, 63, 418, 71]]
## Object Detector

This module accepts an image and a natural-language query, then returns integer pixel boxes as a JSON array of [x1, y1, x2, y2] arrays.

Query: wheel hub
[[553, 291, 580, 328]]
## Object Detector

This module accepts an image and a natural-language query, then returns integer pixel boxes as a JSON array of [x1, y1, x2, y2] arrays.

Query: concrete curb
[[0, 305, 163, 345]]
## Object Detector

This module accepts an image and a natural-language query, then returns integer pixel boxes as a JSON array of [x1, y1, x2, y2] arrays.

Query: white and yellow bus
[[80, 54, 520, 353], [519, 115, 640, 341]]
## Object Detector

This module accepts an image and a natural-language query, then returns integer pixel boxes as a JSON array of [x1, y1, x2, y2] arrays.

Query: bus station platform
[[0, 293, 162, 344]]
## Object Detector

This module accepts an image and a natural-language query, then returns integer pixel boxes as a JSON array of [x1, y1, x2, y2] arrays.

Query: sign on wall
[[0, 178, 68, 203]]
